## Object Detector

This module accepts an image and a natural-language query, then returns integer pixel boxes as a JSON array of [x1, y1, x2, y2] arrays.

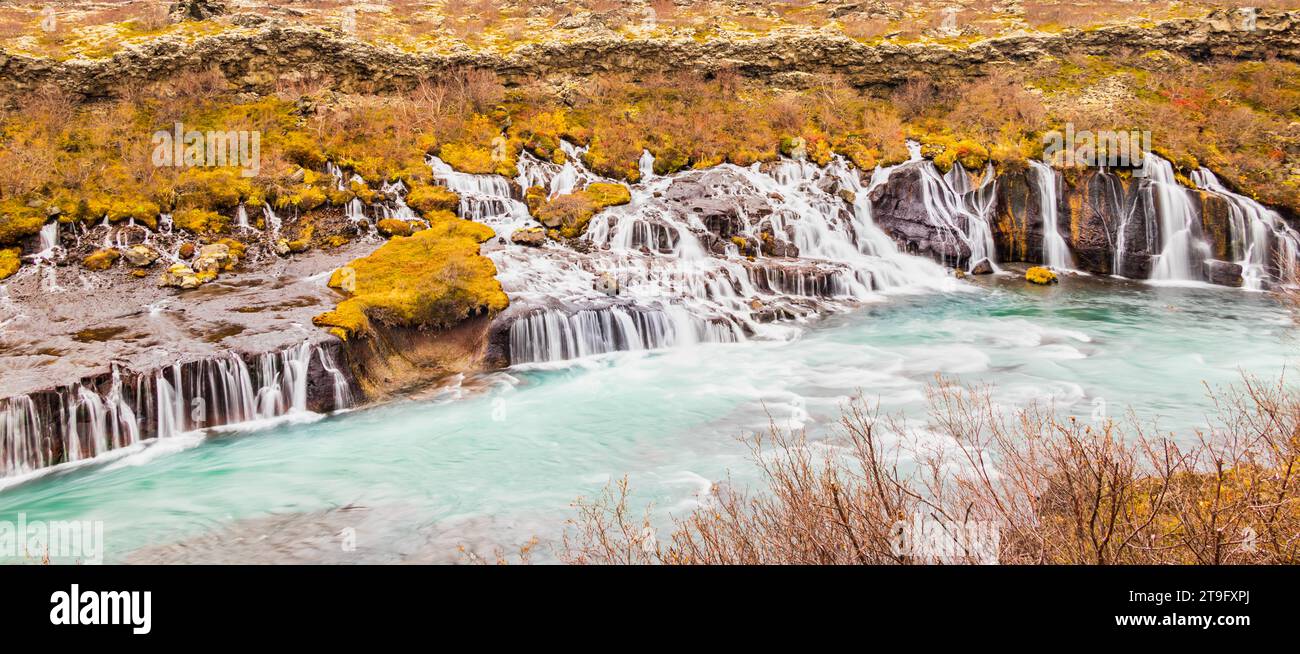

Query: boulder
[[377, 219, 414, 238], [193, 243, 233, 273], [1204, 260, 1244, 287], [510, 227, 546, 247], [82, 248, 120, 271], [970, 258, 994, 275], [870, 164, 972, 266], [123, 245, 159, 267], [158, 263, 215, 289], [1026, 266, 1059, 285], [594, 271, 619, 296], [169, 1, 226, 23]]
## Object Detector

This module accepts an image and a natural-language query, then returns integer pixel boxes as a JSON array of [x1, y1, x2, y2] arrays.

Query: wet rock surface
[[0, 238, 374, 401], [869, 163, 974, 266]]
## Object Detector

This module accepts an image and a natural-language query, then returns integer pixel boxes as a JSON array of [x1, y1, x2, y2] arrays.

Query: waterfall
[[639, 150, 656, 182], [452, 139, 959, 366], [508, 306, 740, 365], [235, 203, 251, 231], [262, 205, 282, 241], [1145, 155, 1212, 283], [424, 156, 529, 225], [0, 342, 352, 478], [1193, 168, 1300, 289], [1030, 161, 1073, 270], [913, 160, 1000, 272], [25, 221, 64, 292]]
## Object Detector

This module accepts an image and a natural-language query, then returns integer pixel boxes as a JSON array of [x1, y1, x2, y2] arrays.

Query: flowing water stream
[[0, 277, 1290, 563]]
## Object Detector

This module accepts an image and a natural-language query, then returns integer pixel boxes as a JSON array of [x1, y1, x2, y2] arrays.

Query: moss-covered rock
[[158, 263, 216, 289], [533, 182, 632, 239], [510, 227, 546, 247], [313, 219, 508, 340], [1026, 266, 1059, 285], [193, 242, 237, 273], [405, 184, 460, 217], [123, 244, 159, 267], [377, 218, 413, 237], [0, 202, 47, 245], [0, 247, 20, 279], [83, 248, 121, 271], [173, 208, 228, 234]]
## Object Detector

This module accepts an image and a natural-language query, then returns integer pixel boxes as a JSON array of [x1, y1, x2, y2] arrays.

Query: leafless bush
[[562, 374, 1300, 565]]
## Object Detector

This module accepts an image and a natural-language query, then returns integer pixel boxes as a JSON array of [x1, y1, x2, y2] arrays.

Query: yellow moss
[[288, 224, 315, 253], [931, 138, 990, 173], [582, 182, 632, 207], [277, 185, 328, 212], [326, 188, 356, 206], [377, 219, 413, 237], [282, 132, 327, 170], [436, 115, 518, 176], [524, 186, 548, 215], [173, 208, 228, 235], [0, 247, 20, 279], [313, 218, 507, 339], [533, 182, 632, 238], [83, 248, 120, 271], [405, 185, 460, 217], [216, 238, 247, 263], [174, 168, 254, 212], [1026, 266, 1059, 285], [0, 202, 47, 245]]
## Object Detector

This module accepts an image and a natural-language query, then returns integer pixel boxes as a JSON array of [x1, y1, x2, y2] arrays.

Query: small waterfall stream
[[915, 160, 1001, 272], [1192, 168, 1300, 290], [0, 342, 352, 478], [1145, 155, 1213, 283], [1030, 160, 1073, 270]]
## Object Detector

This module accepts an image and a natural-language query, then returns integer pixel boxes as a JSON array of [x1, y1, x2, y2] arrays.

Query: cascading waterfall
[[1029, 160, 1073, 270], [426, 156, 530, 224], [430, 139, 959, 366], [509, 305, 735, 365], [1145, 154, 1212, 283], [26, 221, 65, 292], [235, 203, 252, 231], [262, 205, 283, 241], [0, 342, 352, 478], [915, 160, 1000, 272], [1192, 168, 1300, 289]]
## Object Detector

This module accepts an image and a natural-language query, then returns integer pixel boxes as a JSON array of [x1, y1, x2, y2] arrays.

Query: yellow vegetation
[[0, 247, 20, 279], [377, 218, 413, 237], [533, 182, 632, 239], [404, 185, 460, 217], [313, 219, 508, 340], [1026, 266, 1059, 285], [82, 248, 120, 271]]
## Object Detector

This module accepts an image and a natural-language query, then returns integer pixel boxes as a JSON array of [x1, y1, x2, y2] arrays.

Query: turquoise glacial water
[[0, 275, 1293, 562]]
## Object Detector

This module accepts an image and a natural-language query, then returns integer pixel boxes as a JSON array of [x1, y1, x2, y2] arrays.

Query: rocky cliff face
[[1, 9, 1297, 101], [871, 161, 1282, 288]]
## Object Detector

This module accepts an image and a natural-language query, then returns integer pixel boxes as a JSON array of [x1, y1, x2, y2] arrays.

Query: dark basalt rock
[[169, 0, 227, 23], [1204, 259, 1244, 287], [869, 163, 973, 267]]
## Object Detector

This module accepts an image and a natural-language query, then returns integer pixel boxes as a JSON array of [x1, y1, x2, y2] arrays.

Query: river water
[[0, 274, 1291, 563]]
